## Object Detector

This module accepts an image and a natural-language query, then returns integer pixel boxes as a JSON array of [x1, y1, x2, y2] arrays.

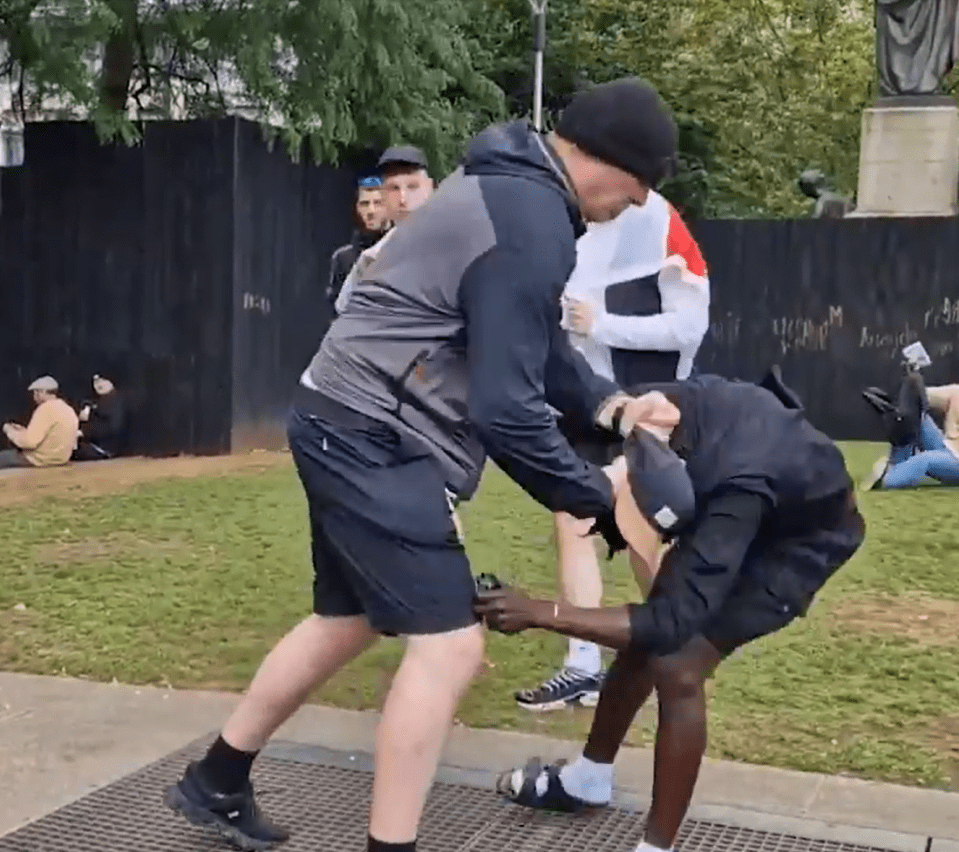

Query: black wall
[[692, 218, 959, 441], [231, 119, 352, 451], [0, 118, 355, 455], [3, 121, 959, 455]]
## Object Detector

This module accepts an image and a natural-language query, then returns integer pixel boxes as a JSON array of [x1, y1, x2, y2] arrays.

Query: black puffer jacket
[[326, 229, 384, 310]]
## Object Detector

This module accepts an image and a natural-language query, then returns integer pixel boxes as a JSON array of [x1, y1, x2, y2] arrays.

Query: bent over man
[[164, 77, 681, 852], [517, 192, 710, 711], [477, 372, 865, 852]]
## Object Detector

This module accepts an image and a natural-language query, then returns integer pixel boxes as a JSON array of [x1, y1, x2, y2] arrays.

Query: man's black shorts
[[651, 492, 866, 656], [286, 402, 476, 637]]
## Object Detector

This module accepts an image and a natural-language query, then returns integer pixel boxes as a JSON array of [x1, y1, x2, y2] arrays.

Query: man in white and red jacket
[[515, 191, 711, 711]]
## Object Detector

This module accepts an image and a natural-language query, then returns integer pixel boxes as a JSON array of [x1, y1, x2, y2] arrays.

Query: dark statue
[[876, 0, 959, 97], [797, 169, 854, 218]]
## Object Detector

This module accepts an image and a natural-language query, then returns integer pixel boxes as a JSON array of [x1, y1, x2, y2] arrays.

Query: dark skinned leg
[[582, 646, 656, 763], [643, 635, 723, 849], [583, 543, 665, 764]]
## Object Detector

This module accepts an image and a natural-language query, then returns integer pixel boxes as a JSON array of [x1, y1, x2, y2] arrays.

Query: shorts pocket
[[291, 410, 424, 470], [762, 570, 820, 618]]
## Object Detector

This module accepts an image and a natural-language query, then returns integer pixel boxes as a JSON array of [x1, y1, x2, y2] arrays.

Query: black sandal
[[495, 757, 607, 813]]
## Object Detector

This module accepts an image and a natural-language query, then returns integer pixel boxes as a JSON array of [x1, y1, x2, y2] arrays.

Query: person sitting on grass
[[0, 375, 79, 470], [474, 371, 865, 852], [74, 374, 128, 462], [861, 368, 959, 490]]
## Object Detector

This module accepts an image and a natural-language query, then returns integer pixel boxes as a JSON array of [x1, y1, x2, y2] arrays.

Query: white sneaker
[[860, 454, 889, 491]]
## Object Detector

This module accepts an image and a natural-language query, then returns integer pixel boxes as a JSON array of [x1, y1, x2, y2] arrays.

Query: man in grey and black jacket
[[165, 78, 681, 852]]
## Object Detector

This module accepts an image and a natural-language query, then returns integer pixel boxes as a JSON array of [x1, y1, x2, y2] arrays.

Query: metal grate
[[0, 739, 902, 852], [676, 822, 902, 852]]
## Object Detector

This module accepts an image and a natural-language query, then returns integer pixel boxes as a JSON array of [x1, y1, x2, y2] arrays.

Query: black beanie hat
[[556, 77, 678, 188]]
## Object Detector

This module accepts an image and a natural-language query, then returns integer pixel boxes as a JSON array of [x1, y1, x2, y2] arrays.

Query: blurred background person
[[334, 145, 435, 315], [327, 176, 389, 313], [74, 374, 128, 461], [0, 375, 79, 469]]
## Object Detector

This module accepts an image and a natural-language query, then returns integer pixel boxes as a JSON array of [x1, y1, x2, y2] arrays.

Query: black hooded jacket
[[626, 374, 860, 657], [82, 390, 127, 456], [326, 228, 384, 310]]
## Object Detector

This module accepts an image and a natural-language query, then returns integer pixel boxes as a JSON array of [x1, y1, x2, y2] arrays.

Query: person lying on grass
[[861, 368, 959, 490], [475, 372, 865, 852]]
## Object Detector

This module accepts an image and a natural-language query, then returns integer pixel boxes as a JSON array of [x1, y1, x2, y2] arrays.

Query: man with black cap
[[515, 179, 711, 713], [476, 371, 865, 852], [164, 78, 681, 852], [333, 144, 435, 315]]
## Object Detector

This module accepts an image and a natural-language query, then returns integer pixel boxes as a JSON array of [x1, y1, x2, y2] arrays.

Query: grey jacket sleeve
[[334, 231, 392, 314]]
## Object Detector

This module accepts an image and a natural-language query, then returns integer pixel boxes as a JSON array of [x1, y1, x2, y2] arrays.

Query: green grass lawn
[[2, 442, 959, 790]]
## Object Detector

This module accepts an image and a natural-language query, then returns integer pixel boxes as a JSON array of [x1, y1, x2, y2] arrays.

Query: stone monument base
[[851, 96, 959, 217]]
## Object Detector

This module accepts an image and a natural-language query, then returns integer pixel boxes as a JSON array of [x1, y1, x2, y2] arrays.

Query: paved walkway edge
[[2, 672, 957, 844]]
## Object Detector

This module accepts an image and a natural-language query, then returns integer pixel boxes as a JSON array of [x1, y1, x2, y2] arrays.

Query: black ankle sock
[[197, 734, 258, 795], [368, 836, 415, 852]]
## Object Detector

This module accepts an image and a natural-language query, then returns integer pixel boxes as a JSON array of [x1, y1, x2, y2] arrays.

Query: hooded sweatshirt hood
[[463, 120, 585, 240]]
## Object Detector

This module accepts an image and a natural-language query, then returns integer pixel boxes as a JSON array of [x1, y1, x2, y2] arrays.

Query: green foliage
[[469, 0, 879, 218], [0, 0, 897, 215], [0, 0, 505, 173]]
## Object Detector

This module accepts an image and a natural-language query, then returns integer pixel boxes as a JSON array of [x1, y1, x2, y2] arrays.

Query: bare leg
[[558, 525, 665, 797], [554, 647, 656, 806], [627, 525, 667, 601], [576, 534, 666, 763], [555, 512, 604, 608], [223, 614, 376, 751], [552, 510, 662, 675], [644, 637, 723, 849], [369, 623, 485, 842], [582, 647, 656, 763], [554, 512, 603, 674]]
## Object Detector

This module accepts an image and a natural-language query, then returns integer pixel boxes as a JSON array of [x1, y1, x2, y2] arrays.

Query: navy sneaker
[[164, 761, 290, 851], [515, 667, 604, 711]]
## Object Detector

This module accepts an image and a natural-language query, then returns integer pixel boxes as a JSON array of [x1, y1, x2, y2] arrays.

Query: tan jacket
[[8, 398, 79, 467]]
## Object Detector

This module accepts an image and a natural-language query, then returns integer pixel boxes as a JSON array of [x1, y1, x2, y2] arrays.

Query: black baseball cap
[[620, 427, 696, 540], [377, 145, 428, 172], [556, 77, 678, 188]]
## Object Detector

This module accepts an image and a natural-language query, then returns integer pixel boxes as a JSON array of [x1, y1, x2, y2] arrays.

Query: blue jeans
[[883, 415, 959, 488]]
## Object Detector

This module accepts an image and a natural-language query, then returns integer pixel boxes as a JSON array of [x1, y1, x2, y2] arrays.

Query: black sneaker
[[515, 667, 604, 711], [163, 761, 290, 851]]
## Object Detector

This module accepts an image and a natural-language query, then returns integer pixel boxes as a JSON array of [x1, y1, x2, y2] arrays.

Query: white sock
[[635, 844, 672, 852], [564, 639, 601, 675], [558, 754, 613, 804]]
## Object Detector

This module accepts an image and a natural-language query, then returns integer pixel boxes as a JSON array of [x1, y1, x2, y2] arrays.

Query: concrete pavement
[[1, 671, 957, 849]]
